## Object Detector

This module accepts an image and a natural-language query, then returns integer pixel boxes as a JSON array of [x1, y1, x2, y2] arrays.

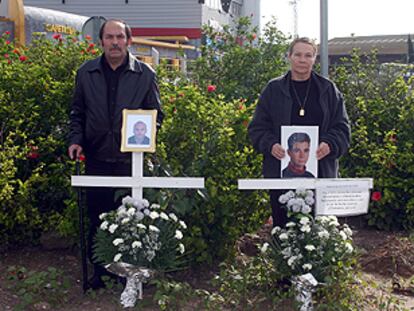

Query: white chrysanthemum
[[291, 204, 301, 213], [142, 199, 150, 208], [100, 221, 109, 230], [149, 225, 160, 233], [260, 242, 269, 253], [113, 253, 122, 262], [287, 256, 297, 267], [343, 226, 353, 237], [132, 241, 142, 249], [109, 224, 118, 234], [304, 196, 315, 206], [301, 204, 312, 214], [150, 203, 160, 209], [339, 230, 348, 241], [279, 233, 289, 240], [306, 190, 314, 197], [149, 211, 160, 219], [117, 206, 127, 216], [318, 230, 330, 239], [302, 263, 312, 271], [345, 242, 354, 253], [300, 225, 311, 233], [143, 209, 150, 216], [132, 198, 143, 209], [127, 207, 136, 216], [296, 188, 307, 196], [278, 194, 289, 204], [286, 190, 295, 199], [121, 217, 130, 224], [169, 213, 178, 222], [178, 243, 185, 254], [305, 245, 316, 251], [286, 222, 296, 228], [271, 226, 281, 235], [135, 211, 144, 221], [122, 196, 134, 206], [137, 223, 146, 230], [113, 238, 124, 246], [281, 247, 292, 257], [160, 212, 169, 220], [175, 230, 183, 240], [179, 220, 187, 229], [299, 217, 310, 225], [99, 213, 107, 220]]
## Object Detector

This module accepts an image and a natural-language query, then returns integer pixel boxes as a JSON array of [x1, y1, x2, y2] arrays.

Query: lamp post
[[320, 0, 328, 77]]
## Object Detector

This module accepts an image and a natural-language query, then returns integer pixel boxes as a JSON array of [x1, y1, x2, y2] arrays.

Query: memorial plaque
[[315, 179, 373, 216]]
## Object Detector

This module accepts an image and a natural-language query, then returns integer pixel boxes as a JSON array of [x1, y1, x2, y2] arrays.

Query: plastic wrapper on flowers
[[106, 262, 154, 308], [291, 273, 318, 311]]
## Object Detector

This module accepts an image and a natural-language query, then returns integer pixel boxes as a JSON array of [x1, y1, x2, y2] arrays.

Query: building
[[21, 0, 261, 47], [326, 34, 414, 66]]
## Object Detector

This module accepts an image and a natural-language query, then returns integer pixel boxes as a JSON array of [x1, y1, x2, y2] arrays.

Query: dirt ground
[[1, 227, 414, 310]]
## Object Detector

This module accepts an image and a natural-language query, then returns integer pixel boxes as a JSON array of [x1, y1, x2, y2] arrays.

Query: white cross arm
[[71, 176, 204, 189], [238, 178, 373, 190]]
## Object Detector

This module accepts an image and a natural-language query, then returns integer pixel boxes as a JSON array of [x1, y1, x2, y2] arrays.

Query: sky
[[261, 0, 414, 41]]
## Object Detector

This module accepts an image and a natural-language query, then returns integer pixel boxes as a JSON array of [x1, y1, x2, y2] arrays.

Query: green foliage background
[[1, 17, 414, 263]]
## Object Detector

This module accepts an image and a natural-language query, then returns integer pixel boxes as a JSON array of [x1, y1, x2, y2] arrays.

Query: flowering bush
[[261, 189, 355, 283], [93, 196, 187, 272]]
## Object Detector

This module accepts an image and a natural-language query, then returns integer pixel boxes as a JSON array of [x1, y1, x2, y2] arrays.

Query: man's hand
[[68, 144, 83, 160], [316, 142, 331, 160], [271, 143, 286, 160]]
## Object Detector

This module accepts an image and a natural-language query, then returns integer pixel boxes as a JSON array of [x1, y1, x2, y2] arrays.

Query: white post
[[132, 152, 144, 199]]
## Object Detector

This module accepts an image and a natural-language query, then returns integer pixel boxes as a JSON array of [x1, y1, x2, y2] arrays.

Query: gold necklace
[[291, 79, 312, 117]]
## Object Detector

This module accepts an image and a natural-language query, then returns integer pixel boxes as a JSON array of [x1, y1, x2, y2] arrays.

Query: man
[[128, 120, 150, 145], [248, 37, 350, 227], [68, 19, 163, 289], [282, 132, 315, 178]]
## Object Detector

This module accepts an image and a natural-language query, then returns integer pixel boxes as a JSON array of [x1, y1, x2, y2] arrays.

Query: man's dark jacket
[[69, 53, 164, 162], [248, 71, 350, 178]]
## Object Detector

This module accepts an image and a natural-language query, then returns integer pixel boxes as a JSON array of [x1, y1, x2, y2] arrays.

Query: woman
[[248, 37, 350, 226]]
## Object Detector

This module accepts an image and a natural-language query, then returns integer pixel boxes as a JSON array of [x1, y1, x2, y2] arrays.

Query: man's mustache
[[110, 45, 121, 51]]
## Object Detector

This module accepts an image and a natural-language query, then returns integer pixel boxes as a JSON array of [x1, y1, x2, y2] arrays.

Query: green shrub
[[0, 32, 97, 245], [151, 79, 268, 263], [191, 17, 289, 103], [334, 51, 414, 230]]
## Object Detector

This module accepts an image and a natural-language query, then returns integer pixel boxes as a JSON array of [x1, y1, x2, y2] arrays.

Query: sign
[[315, 179, 371, 216], [238, 178, 373, 217]]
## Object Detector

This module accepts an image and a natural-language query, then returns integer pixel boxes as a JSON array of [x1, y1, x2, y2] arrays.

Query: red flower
[[12, 48, 20, 55], [89, 43, 95, 48], [207, 85, 216, 93], [173, 107, 177, 114], [85, 35, 92, 41], [90, 49, 97, 55], [178, 92, 185, 98], [251, 33, 257, 40], [6, 40, 10, 45], [52, 34, 61, 40], [238, 104, 245, 110], [27, 146, 39, 159], [4, 31, 10, 35], [389, 134, 397, 143], [19, 55, 27, 62], [371, 191, 382, 202], [4, 53, 9, 59], [79, 154, 86, 162]]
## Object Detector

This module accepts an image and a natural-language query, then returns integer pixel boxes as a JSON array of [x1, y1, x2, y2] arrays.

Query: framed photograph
[[121, 109, 158, 153], [280, 125, 319, 178]]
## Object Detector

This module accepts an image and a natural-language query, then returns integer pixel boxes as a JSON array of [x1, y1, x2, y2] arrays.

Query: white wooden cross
[[72, 152, 204, 199], [238, 178, 374, 216]]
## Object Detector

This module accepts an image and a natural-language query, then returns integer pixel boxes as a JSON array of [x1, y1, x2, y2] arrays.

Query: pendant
[[299, 108, 305, 116]]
